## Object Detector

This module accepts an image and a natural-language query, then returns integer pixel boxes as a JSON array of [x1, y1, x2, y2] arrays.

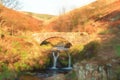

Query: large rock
[[73, 61, 117, 80]]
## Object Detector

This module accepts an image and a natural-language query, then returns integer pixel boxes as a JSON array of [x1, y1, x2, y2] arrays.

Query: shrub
[[58, 51, 69, 67], [69, 44, 84, 63], [0, 63, 16, 80], [14, 62, 32, 71], [82, 41, 100, 59], [70, 44, 84, 54]]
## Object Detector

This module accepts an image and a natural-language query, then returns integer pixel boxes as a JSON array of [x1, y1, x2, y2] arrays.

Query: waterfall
[[51, 51, 59, 69], [67, 53, 72, 69], [50, 46, 72, 70], [62, 53, 72, 70]]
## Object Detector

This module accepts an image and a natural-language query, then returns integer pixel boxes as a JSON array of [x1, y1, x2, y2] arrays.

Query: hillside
[[0, 4, 48, 75], [0, 4, 43, 36], [43, 0, 120, 33], [23, 12, 55, 21]]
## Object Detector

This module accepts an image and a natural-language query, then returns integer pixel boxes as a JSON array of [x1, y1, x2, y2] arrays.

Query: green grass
[[65, 71, 77, 80], [24, 12, 55, 21], [0, 63, 16, 80], [114, 45, 120, 57]]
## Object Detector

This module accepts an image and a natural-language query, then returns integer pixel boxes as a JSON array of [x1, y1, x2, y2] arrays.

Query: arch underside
[[40, 36, 73, 46]]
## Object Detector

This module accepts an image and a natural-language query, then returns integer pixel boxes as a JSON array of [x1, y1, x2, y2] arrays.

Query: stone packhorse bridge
[[32, 32, 90, 45]]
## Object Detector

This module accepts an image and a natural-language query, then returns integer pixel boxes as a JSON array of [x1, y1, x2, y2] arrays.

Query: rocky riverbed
[[19, 58, 120, 80]]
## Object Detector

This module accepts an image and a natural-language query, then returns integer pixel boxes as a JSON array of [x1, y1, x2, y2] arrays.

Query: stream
[[19, 46, 73, 80]]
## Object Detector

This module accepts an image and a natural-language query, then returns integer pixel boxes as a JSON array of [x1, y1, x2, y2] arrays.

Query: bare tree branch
[[0, 0, 22, 10]]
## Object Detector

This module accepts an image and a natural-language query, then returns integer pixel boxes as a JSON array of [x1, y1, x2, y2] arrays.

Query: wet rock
[[73, 62, 117, 80]]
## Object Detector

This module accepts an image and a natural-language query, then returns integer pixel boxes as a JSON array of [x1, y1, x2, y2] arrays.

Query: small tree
[[0, 0, 22, 10]]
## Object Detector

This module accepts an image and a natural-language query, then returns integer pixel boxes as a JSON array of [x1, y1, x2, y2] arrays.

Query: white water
[[51, 46, 72, 70], [68, 53, 72, 69], [62, 53, 72, 70], [51, 52, 59, 69]]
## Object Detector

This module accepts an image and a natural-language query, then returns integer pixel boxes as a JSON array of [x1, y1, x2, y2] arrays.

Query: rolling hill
[[43, 0, 120, 33], [23, 12, 55, 21], [0, 4, 43, 36]]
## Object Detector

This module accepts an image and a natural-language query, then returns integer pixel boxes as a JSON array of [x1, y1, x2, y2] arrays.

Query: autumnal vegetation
[[0, 0, 120, 79], [24, 12, 55, 21], [43, 0, 120, 33], [0, 5, 43, 35]]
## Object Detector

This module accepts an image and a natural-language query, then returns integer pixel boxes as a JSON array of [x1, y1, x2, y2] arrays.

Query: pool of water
[[27, 68, 72, 78]]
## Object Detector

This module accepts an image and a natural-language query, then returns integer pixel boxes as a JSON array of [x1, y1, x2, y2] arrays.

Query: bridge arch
[[32, 32, 90, 45], [40, 36, 72, 47]]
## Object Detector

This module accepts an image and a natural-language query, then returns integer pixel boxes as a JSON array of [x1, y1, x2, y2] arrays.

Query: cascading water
[[50, 46, 72, 70], [34, 46, 73, 79], [51, 51, 59, 69], [62, 53, 72, 70], [67, 53, 72, 69]]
